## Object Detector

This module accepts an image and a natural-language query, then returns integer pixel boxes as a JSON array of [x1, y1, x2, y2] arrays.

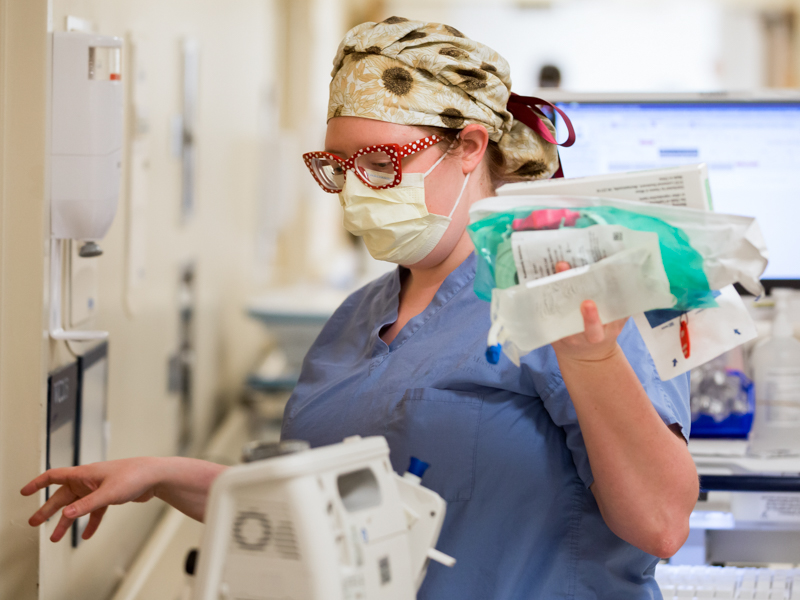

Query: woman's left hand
[[547, 261, 697, 558], [549, 261, 628, 362]]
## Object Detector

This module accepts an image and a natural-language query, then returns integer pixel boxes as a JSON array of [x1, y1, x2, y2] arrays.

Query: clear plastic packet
[[488, 240, 675, 365], [469, 195, 768, 376], [468, 195, 767, 310]]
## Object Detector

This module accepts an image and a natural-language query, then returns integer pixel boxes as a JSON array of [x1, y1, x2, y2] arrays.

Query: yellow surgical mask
[[338, 148, 470, 265]]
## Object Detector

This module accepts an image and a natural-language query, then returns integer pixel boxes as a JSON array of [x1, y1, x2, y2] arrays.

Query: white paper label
[[732, 492, 800, 523], [511, 225, 657, 283], [763, 367, 800, 423]]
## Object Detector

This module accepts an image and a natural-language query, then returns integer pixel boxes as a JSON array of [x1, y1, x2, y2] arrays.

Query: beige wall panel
[[0, 1, 278, 599], [0, 0, 50, 599]]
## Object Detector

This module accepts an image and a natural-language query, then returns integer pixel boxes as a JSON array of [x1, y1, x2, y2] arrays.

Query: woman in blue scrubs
[[23, 18, 698, 599]]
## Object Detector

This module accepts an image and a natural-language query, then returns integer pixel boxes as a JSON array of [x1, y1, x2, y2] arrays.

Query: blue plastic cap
[[408, 456, 430, 478], [485, 344, 502, 365]]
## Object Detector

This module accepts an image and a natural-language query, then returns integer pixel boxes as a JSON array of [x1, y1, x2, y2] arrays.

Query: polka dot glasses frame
[[302, 135, 443, 193]]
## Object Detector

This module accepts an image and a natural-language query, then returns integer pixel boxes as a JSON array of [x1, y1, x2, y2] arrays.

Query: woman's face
[[325, 116, 481, 268]]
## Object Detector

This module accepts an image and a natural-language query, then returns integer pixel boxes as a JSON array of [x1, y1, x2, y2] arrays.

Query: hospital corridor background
[[2, 0, 800, 598]]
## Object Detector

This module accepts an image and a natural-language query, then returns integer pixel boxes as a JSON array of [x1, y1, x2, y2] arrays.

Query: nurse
[[23, 18, 698, 599]]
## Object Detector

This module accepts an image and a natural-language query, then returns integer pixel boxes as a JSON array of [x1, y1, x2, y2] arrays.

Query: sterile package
[[469, 194, 768, 378], [495, 168, 765, 379], [632, 285, 757, 380], [471, 195, 767, 300], [489, 240, 675, 366], [510, 225, 662, 284], [498, 164, 712, 211]]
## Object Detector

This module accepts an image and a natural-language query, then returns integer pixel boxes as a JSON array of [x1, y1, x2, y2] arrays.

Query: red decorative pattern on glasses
[[302, 134, 443, 193]]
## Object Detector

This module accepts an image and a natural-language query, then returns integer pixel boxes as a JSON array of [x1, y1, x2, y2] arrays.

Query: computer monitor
[[548, 92, 800, 288]]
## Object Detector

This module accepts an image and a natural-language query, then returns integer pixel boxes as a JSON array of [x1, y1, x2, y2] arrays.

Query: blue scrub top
[[281, 252, 690, 600]]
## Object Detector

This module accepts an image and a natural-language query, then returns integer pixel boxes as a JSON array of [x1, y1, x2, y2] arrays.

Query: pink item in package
[[512, 209, 581, 231]]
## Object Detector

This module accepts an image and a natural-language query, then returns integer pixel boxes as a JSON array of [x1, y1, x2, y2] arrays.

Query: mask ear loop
[[447, 172, 471, 219], [421, 135, 471, 219], [424, 139, 457, 177]]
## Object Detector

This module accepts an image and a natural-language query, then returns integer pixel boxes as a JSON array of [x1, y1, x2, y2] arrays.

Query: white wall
[[384, 0, 767, 92], [0, 1, 281, 599]]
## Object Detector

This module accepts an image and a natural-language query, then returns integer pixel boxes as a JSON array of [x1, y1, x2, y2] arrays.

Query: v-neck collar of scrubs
[[372, 252, 477, 358]]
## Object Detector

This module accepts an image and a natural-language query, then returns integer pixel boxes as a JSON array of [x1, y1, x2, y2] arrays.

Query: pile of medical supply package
[[470, 165, 768, 380]]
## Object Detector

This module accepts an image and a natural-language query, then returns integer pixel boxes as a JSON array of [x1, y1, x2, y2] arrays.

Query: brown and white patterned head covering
[[328, 17, 561, 180]]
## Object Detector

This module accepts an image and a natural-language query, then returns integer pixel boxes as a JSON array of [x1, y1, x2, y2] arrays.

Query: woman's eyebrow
[[324, 149, 346, 157]]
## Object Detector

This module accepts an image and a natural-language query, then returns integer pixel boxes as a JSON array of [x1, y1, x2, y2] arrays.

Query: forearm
[[154, 457, 228, 522], [556, 345, 698, 557]]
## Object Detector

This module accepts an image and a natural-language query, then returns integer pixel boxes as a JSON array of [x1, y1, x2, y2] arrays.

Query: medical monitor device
[[547, 91, 800, 289], [192, 436, 453, 600]]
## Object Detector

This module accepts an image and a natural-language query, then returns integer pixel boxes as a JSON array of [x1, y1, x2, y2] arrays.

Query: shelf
[[246, 285, 350, 326], [700, 474, 800, 493], [246, 373, 299, 392]]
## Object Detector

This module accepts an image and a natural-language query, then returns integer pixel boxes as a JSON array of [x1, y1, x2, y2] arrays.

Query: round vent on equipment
[[232, 511, 271, 551]]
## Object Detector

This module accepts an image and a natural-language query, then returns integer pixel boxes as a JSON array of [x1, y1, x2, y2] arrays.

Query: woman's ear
[[458, 124, 490, 175]]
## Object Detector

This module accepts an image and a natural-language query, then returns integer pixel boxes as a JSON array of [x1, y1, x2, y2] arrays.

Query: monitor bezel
[[546, 91, 800, 291], [543, 90, 800, 104]]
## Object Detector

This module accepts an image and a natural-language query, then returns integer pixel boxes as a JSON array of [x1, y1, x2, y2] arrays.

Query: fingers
[[28, 483, 113, 542], [53, 496, 114, 542], [28, 484, 78, 527], [555, 261, 571, 274], [82, 507, 108, 540], [581, 300, 605, 344], [20, 467, 74, 496], [62, 485, 117, 520], [50, 513, 75, 543]]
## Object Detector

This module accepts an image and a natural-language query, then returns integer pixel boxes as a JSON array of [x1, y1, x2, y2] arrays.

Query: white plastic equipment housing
[[192, 436, 452, 600], [51, 31, 123, 241], [49, 32, 122, 341], [49, 240, 108, 341]]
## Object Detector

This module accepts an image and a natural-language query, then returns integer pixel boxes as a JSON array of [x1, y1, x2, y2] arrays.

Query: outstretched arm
[[21, 457, 227, 543]]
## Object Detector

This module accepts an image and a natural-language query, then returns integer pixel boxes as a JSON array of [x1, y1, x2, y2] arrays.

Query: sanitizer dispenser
[[51, 32, 123, 249], [49, 32, 123, 341]]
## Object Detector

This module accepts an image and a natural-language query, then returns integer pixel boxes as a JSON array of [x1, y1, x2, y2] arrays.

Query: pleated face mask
[[338, 144, 470, 265]]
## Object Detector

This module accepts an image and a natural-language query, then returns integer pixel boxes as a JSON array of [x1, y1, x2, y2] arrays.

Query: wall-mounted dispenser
[[51, 32, 123, 246], [49, 31, 124, 341]]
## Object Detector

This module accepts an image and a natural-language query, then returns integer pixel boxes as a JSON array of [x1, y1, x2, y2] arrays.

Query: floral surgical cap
[[328, 17, 560, 180]]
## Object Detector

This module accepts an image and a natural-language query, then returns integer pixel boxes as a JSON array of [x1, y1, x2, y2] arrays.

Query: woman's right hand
[[22, 456, 227, 543], [21, 457, 165, 543]]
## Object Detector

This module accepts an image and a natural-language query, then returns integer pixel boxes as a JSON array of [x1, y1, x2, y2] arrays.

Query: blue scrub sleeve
[[522, 319, 691, 489]]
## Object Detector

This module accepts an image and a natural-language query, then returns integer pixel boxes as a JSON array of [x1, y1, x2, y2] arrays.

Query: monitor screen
[[554, 100, 800, 281]]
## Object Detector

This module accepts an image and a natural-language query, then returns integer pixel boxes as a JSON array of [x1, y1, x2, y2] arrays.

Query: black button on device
[[185, 548, 198, 576]]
